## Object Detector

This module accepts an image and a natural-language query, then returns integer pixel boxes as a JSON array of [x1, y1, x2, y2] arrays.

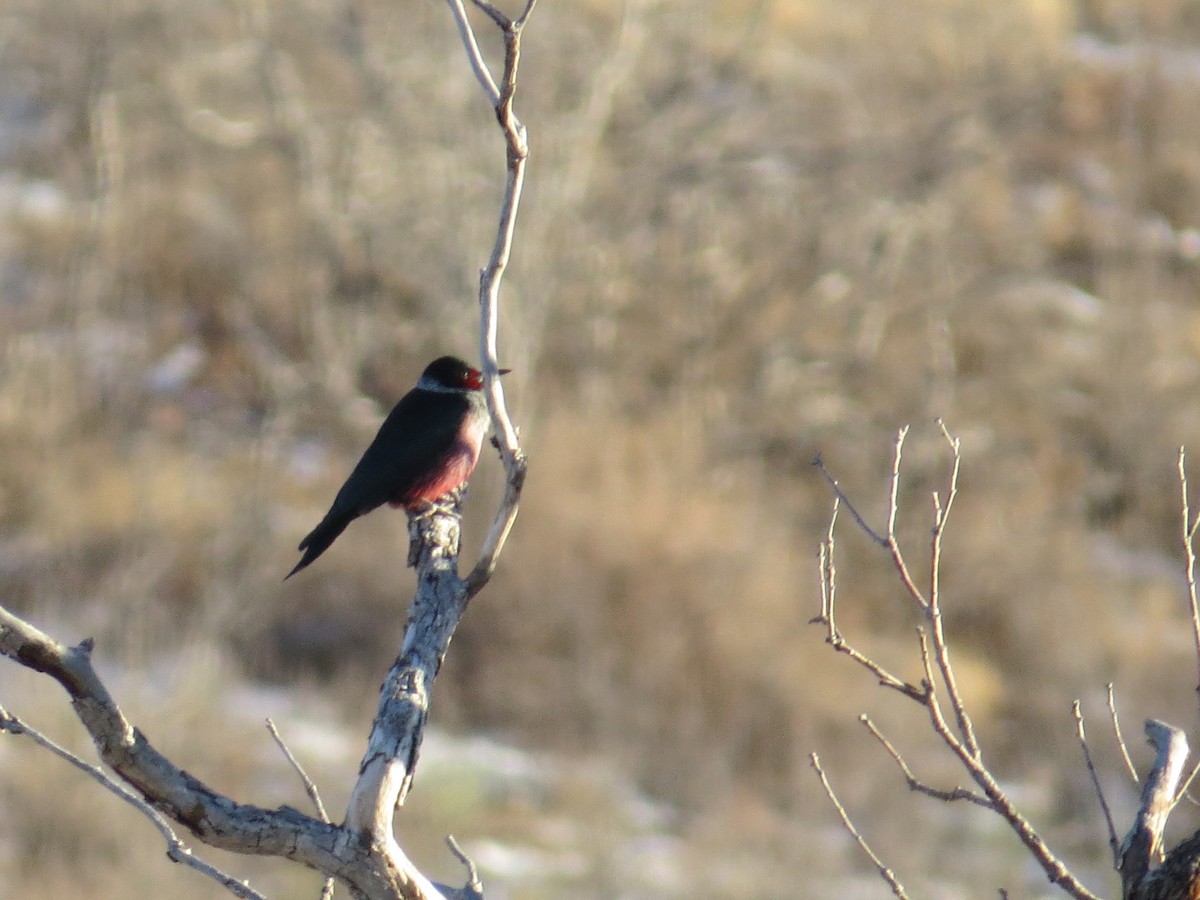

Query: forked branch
[[446, 0, 534, 598], [811, 424, 1100, 900]]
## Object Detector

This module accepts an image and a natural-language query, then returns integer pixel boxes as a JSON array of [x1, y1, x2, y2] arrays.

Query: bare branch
[[933, 420, 961, 529], [924, 424, 979, 758], [812, 426, 1102, 900], [809, 753, 910, 899], [884, 427, 929, 609], [445, 0, 501, 104], [1073, 701, 1120, 865], [860, 716, 992, 808], [1179, 449, 1200, 714], [344, 506, 464, 834], [444, 836, 484, 900], [0, 705, 266, 900], [265, 718, 334, 900], [810, 502, 925, 702], [444, 0, 532, 598], [343, 0, 537, 843], [1170, 761, 1200, 815], [1109, 683, 1139, 784], [1118, 720, 1191, 896], [266, 717, 330, 824], [812, 453, 888, 547], [0, 602, 455, 898]]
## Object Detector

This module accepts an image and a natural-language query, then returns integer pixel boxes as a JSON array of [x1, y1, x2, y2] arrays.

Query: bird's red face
[[462, 367, 513, 390], [421, 355, 511, 393]]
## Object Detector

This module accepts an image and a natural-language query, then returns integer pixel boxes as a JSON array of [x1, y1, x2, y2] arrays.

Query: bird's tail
[[285, 509, 354, 580]]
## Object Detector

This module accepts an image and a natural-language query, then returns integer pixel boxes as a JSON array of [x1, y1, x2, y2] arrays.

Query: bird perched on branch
[[286, 355, 508, 579]]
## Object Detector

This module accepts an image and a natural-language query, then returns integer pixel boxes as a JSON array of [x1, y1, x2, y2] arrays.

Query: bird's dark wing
[[284, 390, 469, 579], [327, 389, 470, 517]]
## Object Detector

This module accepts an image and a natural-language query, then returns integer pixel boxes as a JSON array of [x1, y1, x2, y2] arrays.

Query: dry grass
[[2, 0, 1200, 894]]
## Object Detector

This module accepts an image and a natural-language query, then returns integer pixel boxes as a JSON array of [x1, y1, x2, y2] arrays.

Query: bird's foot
[[410, 487, 466, 520]]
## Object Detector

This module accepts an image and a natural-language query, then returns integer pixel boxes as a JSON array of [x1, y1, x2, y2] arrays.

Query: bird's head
[[418, 355, 511, 393]]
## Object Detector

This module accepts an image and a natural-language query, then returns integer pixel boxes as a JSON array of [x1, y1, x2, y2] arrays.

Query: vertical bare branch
[[811, 500, 925, 701], [1178, 449, 1200, 712], [1109, 683, 1140, 784], [1118, 720, 1191, 897], [884, 426, 928, 608], [266, 718, 334, 900], [442, 0, 533, 597], [344, 5, 537, 893], [1074, 701, 1120, 865], [924, 424, 979, 758]]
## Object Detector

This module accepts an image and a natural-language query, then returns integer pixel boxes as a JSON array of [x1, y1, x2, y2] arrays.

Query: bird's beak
[[498, 368, 512, 376]]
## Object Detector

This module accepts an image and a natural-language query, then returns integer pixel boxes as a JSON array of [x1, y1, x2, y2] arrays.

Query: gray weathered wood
[[1119, 719, 1190, 899]]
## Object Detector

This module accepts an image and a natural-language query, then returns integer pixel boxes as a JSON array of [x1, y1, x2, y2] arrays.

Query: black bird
[[286, 355, 507, 579]]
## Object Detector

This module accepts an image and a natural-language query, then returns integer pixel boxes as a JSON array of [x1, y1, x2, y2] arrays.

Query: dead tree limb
[[1120, 720, 1190, 899], [0, 3, 535, 898]]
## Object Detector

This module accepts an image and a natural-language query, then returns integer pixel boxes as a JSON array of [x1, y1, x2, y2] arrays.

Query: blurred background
[[2, 0, 1200, 896]]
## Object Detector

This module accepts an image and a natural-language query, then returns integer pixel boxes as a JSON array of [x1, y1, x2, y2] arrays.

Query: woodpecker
[[285, 355, 508, 579]]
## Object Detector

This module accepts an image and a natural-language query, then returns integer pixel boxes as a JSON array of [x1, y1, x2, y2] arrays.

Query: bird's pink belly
[[389, 442, 481, 509]]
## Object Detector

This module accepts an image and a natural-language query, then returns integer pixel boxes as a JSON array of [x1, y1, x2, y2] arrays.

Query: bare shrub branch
[[810, 752, 910, 899], [1179, 449, 1200, 712], [1109, 683, 1140, 785], [811, 500, 925, 701], [445, 836, 484, 900], [860, 715, 991, 808], [0, 702, 265, 900], [1074, 701, 1120, 865], [812, 425, 1102, 900], [266, 718, 334, 900], [812, 453, 888, 547]]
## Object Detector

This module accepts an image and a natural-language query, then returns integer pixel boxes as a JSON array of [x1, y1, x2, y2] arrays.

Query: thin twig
[[810, 501, 925, 702], [1179, 449, 1200, 714], [445, 0, 500, 104], [915, 623, 1099, 897], [1170, 759, 1200, 812], [266, 718, 330, 823], [933, 420, 961, 527], [467, 0, 510, 30], [1073, 700, 1120, 865], [1108, 683, 1138, 784], [814, 500, 840, 633], [884, 427, 929, 609], [812, 453, 888, 547], [0, 706, 266, 900], [860, 715, 992, 807], [924, 423, 979, 757], [446, 835, 484, 899], [810, 753, 910, 899], [265, 718, 334, 900]]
